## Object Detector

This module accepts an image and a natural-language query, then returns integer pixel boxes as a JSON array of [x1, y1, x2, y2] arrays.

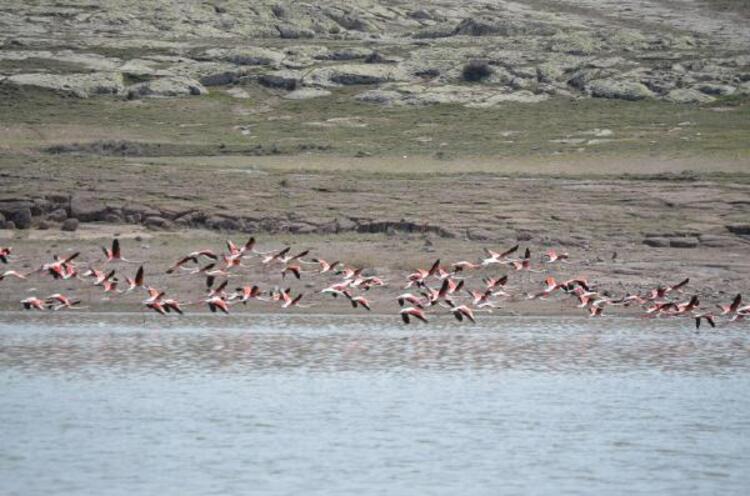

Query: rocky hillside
[[1, 0, 749, 106]]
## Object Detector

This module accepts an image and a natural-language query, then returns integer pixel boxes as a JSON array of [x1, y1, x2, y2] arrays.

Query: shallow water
[[1, 314, 749, 495]]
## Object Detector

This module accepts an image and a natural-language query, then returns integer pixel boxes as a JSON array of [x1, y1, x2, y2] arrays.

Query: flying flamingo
[[400, 306, 428, 324], [102, 239, 141, 264], [717, 294, 742, 316], [0, 270, 26, 281], [21, 296, 45, 311], [481, 245, 518, 266], [345, 292, 371, 311], [0, 246, 12, 264], [544, 249, 569, 263], [123, 266, 145, 292]]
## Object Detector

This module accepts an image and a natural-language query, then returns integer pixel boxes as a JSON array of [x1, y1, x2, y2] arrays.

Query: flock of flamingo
[[0, 237, 748, 328]]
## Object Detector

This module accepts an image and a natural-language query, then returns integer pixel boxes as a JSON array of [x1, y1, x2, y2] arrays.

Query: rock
[[283, 88, 331, 100], [0, 213, 4, 225], [31, 198, 52, 215], [699, 234, 733, 247], [277, 24, 316, 39], [258, 70, 301, 90], [0, 201, 33, 219], [726, 224, 750, 235], [205, 215, 242, 231], [11, 207, 32, 229], [46, 194, 70, 206], [4, 221, 15, 230], [587, 79, 654, 100], [643, 237, 670, 247], [335, 217, 358, 232], [70, 195, 106, 222], [103, 213, 122, 223], [5, 72, 125, 98], [127, 76, 207, 98], [143, 216, 173, 230], [669, 238, 698, 248], [196, 47, 284, 66], [664, 88, 715, 104], [315, 47, 372, 61], [454, 16, 555, 37], [697, 83, 735, 96], [200, 71, 241, 86], [47, 208, 68, 222], [304, 64, 404, 87], [37, 220, 50, 230], [61, 218, 79, 232]]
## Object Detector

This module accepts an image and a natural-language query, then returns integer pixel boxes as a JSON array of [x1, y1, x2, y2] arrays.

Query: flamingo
[[281, 264, 303, 279], [0, 270, 27, 281], [481, 245, 518, 266], [451, 260, 481, 273], [280, 289, 305, 309], [262, 246, 291, 265], [21, 296, 45, 311], [231, 285, 265, 304], [717, 294, 742, 316], [405, 259, 440, 288], [321, 280, 352, 298], [0, 246, 12, 264], [694, 313, 716, 329], [441, 301, 476, 323], [400, 306, 428, 324], [397, 292, 425, 308], [45, 293, 82, 311], [102, 238, 141, 263], [345, 292, 371, 311], [544, 249, 569, 263], [304, 258, 340, 273], [123, 266, 145, 292]]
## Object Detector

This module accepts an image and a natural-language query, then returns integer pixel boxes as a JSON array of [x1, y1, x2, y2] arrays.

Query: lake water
[[1, 314, 749, 495]]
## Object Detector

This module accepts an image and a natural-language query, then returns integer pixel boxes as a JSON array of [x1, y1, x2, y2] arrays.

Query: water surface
[[1, 314, 749, 495]]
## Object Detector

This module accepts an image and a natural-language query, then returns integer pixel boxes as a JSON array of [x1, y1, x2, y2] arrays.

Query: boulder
[[0, 200, 33, 219], [144, 216, 174, 230], [276, 24, 316, 39], [5, 72, 125, 98], [697, 83, 735, 96], [205, 215, 242, 231], [196, 47, 284, 66], [47, 208, 68, 222], [258, 70, 301, 90], [127, 76, 207, 98], [669, 238, 698, 248], [61, 218, 79, 232], [11, 207, 32, 229], [587, 79, 654, 100], [304, 64, 405, 87], [643, 237, 669, 247], [4, 221, 15, 230], [726, 224, 750, 235], [664, 88, 715, 104], [37, 220, 50, 230], [70, 195, 106, 222]]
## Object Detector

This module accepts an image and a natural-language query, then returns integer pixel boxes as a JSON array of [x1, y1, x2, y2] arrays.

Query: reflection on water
[[1, 314, 750, 496], [1, 314, 749, 375]]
